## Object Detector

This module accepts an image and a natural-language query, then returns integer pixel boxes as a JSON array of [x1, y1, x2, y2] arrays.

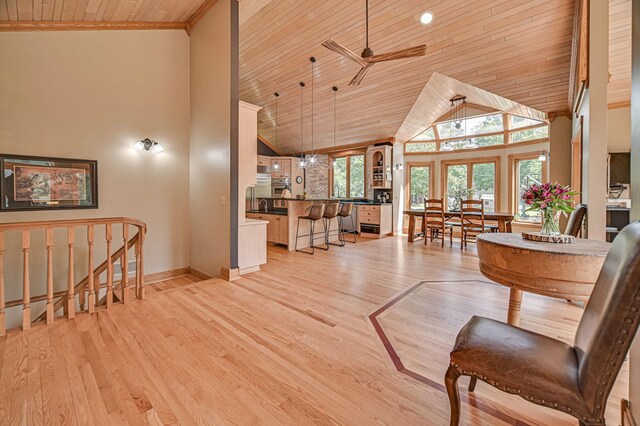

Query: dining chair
[[460, 200, 496, 249], [565, 204, 587, 237], [445, 220, 640, 426], [424, 198, 453, 247]]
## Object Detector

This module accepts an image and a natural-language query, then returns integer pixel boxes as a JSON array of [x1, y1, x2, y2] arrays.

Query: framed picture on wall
[[0, 154, 98, 211]]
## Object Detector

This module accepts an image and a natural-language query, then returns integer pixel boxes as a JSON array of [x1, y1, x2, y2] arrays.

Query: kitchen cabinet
[[356, 204, 392, 238], [270, 158, 291, 178], [367, 146, 392, 190], [257, 155, 271, 167], [246, 213, 288, 245]]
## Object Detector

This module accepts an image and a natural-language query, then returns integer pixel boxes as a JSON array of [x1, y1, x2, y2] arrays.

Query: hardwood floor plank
[[0, 239, 628, 425]]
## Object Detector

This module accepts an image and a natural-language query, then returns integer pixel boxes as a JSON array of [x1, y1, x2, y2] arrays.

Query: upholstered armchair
[[445, 221, 640, 426]]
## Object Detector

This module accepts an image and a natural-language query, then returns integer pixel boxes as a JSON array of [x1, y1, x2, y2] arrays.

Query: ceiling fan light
[[420, 12, 434, 26], [441, 142, 453, 151]]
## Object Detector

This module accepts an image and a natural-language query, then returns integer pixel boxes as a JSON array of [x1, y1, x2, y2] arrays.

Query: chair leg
[[309, 220, 315, 254], [468, 377, 477, 392], [445, 367, 462, 426], [441, 227, 445, 247], [449, 228, 453, 247]]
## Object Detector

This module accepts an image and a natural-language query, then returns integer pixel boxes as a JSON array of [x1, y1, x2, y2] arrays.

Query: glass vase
[[540, 208, 561, 236]]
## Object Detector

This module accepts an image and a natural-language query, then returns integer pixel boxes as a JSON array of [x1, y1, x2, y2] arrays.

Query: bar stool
[[337, 202, 357, 245], [323, 202, 342, 248], [295, 203, 327, 254]]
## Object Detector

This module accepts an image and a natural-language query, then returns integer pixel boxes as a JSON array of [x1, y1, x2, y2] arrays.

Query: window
[[442, 158, 500, 212], [349, 155, 365, 198], [511, 115, 544, 129], [511, 126, 549, 143], [405, 162, 434, 209], [412, 127, 436, 141], [405, 142, 437, 153], [437, 113, 503, 139], [404, 110, 549, 154], [333, 157, 347, 198], [330, 153, 365, 198], [510, 153, 548, 223]]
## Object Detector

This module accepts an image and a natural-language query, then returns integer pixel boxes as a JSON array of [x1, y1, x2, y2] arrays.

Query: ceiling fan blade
[[364, 44, 427, 64], [322, 39, 366, 66], [349, 64, 374, 86]]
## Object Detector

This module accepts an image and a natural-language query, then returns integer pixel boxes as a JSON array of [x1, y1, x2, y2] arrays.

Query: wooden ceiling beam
[[0, 21, 186, 32]]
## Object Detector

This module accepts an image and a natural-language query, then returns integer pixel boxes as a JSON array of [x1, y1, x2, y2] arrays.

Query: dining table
[[476, 233, 611, 326], [403, 209, 515, 242]]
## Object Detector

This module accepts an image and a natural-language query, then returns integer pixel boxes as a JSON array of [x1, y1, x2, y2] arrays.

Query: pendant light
[[297, 81, 306, 169], [272, 92, 281, 171], [329, 86, 339, 169], [307, 57, 317, 166]]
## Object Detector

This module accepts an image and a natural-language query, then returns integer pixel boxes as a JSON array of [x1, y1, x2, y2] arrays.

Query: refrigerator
[[246, 172, 271, 211]]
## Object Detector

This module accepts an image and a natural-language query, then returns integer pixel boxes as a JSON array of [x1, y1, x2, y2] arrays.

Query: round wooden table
[[476, 233, 611, 326]]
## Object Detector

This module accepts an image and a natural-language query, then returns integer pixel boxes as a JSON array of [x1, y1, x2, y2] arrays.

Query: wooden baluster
[[122, 224, 129, 304], [22, 230, 31, 330], [136, 228, 145, 299], [87, 225, 95, 314], [46, 228, 54, 324], [106, 224, 113, 308], [67, 227, 75, 319], [0, 231, 5, 336], [139, 229, 145, 299]]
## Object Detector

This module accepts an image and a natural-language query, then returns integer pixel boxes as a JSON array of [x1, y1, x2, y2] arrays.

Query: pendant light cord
[[274, 92, 279, 155], [310, 57, 315, 155], [365, 0, 369, 49], [300, 82, 305, 156], [333, 86, 337, 150]]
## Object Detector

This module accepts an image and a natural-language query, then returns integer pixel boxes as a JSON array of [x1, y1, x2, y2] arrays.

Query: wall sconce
[[538, 150, 549, 162], [134, 138, 165, 153], [395, 163, 404, 171]]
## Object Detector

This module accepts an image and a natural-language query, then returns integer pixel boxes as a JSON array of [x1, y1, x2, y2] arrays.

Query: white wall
[[607, 107, 631, 152], [0, 30, 191, 328], [189, 0, 232, 277]]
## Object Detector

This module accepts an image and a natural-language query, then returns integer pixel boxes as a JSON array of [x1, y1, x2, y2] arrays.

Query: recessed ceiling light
[[420, 12, 434, 26]]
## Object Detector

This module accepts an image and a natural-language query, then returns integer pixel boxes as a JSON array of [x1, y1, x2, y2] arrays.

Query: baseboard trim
[[145, 267, 191, 284], [220, 267, 240, 282], [188, 267, 213, 281]]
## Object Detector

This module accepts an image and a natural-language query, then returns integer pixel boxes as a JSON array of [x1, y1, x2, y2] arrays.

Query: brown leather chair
[[445, 220, 640, 426], [565, 203, 587, 237], [424, 198, 453, 247]]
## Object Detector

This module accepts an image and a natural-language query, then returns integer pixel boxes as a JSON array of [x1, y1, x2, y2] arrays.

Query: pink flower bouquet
[[522, 182, 577, 235]]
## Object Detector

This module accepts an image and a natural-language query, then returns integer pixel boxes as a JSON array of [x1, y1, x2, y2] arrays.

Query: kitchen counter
[[256, 197, 391, 206], [246, 209, 288, 216]]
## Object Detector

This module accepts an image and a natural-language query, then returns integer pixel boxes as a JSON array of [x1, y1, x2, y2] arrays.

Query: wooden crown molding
[[185, 0, 221, 35], [0, 21, 186, 32]]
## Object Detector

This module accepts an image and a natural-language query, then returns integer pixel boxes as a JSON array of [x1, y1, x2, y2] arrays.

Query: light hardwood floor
[[0, 237, 628, 425]]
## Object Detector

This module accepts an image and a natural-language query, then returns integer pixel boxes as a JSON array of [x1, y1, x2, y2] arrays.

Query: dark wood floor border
[[368, 279, 530, 426]]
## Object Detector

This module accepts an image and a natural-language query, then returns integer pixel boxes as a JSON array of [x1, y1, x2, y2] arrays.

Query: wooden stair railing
[[0, 217, 146, 335]]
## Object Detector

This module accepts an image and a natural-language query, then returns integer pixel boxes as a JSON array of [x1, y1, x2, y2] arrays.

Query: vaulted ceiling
[[240, 0, 577, 154]]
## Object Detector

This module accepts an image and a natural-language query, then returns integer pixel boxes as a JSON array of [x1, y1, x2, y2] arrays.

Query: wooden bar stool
[[323, 202, 342, 248], [337, 202, 357, 245], [295, 203, 327, 254]]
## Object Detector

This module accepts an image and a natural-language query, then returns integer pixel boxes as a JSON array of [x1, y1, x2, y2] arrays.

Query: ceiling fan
[[321, 0, 427, 86]]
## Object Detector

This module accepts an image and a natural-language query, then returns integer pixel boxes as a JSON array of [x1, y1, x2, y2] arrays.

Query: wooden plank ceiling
[[240, 0, 577, 154], [609, 0, 631, 106], [0, 0, 208, 22]]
